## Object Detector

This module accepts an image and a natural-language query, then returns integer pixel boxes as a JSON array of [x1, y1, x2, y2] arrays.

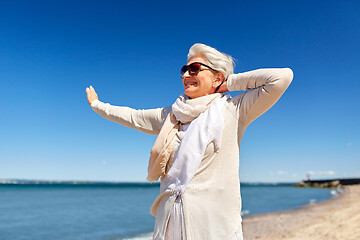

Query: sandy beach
[[242, 185, 360, 240]]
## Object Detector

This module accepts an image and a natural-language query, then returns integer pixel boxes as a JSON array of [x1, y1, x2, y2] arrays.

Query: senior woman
[[86, 43, 293, 240]]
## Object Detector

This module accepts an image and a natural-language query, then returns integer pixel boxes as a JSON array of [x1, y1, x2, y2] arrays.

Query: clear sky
[[1, 0, 359, 183]]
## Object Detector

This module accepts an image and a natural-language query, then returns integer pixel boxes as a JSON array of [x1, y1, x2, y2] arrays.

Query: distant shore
[[242, 185, 360, 240]]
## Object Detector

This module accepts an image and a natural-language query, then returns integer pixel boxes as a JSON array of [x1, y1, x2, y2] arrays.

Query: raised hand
[[86, 86, 99, 105]]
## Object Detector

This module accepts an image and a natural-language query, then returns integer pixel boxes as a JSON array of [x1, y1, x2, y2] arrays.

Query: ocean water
[[0, 183, 335, 240]]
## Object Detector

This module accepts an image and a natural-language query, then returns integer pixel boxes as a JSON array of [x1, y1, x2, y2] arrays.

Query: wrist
[[91, 99, 100, 108], [226, 74, 237, 91]]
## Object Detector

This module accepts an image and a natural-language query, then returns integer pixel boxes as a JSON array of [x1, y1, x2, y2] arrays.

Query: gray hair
[[187, 43, 235, 79]]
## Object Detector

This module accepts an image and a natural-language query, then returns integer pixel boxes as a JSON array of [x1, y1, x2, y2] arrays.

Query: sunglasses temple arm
[[214, 81, 225, 93]]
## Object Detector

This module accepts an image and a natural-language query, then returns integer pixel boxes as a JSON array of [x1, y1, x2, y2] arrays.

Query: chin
[[184, 89, 197, 99]]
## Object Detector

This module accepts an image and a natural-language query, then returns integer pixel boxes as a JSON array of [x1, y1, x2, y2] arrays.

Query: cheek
[[199, 77, 214, 89]]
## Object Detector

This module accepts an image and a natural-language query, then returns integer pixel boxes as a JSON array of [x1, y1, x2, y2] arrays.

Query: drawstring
[[168, 192, 186, 240]]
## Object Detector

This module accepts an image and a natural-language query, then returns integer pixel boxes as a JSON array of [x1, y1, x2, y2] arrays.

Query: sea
[[0, 182, 339, 240]]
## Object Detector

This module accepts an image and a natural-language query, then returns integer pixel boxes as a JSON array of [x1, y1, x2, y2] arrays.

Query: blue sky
[[1, 0, 359, 183]]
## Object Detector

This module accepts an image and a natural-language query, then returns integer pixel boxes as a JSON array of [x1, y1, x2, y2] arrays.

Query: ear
[[213, 72, 225, 87]]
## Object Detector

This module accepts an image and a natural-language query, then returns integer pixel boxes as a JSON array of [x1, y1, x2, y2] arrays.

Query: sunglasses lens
[[180, 65, 188, 77], [180, 63, 202, 77], [188, 63, 201, 75]]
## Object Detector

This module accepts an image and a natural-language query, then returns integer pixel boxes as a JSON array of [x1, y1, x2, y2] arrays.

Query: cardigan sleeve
[[91, 100, 172, 135], [227, 68, 293, 126]]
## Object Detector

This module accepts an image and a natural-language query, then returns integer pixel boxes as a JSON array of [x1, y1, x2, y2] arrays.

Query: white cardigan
[[91, 68, 293, 240]]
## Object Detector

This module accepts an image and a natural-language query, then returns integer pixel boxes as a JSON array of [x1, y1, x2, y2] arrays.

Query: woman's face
[[182, 55, 222, 99]]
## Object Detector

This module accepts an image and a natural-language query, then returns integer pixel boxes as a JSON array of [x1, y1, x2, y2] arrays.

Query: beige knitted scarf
[[146, 93, 222, 182]]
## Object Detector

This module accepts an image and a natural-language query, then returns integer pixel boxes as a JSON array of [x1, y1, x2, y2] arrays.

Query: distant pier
[[295, 178, 360, 188]]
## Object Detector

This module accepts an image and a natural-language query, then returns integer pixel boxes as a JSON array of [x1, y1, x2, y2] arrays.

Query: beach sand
[[242, 185, 360, 240]]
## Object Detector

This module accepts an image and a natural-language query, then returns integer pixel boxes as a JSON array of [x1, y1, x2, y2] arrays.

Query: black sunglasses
[[180, 62, 216, 78]]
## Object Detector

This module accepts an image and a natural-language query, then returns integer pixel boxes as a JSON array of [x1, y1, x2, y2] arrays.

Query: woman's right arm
[[86, 86, 171, 135]]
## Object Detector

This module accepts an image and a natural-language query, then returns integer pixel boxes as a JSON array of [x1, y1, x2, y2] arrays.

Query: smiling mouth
[[184, 81, 197, 88]]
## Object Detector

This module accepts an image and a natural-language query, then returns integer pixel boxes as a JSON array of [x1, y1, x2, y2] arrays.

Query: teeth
[[185, 82, 196, 86]]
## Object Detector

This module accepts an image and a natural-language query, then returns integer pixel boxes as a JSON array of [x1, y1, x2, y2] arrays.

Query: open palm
[[85, 86, 98, 105]]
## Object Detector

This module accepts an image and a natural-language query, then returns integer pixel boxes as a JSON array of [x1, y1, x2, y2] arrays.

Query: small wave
[[121, 232, 153, 240], [330, 189, 344, 196], [309, 199, 317, 204], [330, 189, 338, 196], [241, 210, 250, 216]]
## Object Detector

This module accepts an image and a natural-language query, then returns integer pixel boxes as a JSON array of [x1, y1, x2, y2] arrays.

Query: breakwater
[[295, 178, 360, 188]]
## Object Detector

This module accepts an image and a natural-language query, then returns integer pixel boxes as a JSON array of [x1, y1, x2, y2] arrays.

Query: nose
[[182, 70, 191, 78]]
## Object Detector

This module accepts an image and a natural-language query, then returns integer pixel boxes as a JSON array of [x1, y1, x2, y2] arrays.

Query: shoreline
[[123, 187, 342, 240], [242, 185, 360, 240]]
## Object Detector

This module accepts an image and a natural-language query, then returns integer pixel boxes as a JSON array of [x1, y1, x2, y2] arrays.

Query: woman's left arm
[[223, 68, 293, 126]]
